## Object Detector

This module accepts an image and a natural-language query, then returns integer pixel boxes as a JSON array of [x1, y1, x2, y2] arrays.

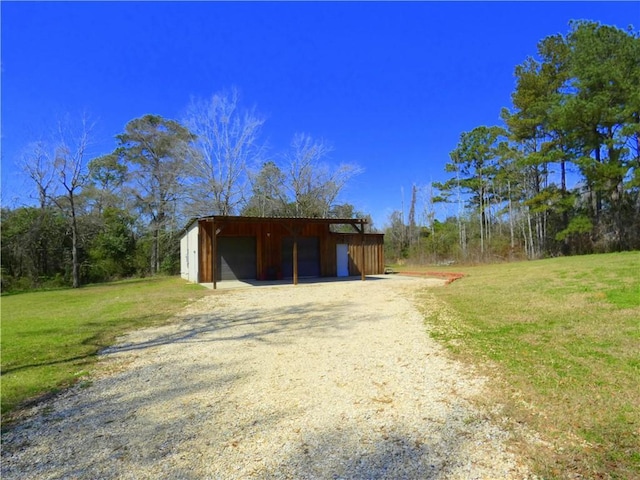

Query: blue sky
[[1, 1, 638, 228]]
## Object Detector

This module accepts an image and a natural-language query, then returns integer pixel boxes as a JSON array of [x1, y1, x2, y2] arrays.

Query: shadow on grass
[[1, 312, 174, 377], [1, 354, 95, 376]]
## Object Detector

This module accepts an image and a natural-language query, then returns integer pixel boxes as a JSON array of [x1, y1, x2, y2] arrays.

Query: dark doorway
[[217, 236, 257, 281]]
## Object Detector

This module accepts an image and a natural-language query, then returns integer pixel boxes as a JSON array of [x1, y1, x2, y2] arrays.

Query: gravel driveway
[[2, 275, 530, 479]]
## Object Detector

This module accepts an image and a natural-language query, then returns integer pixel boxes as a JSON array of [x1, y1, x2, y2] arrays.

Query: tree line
[[3, 20, 638, 290], [384, 20, 639, 263], [1, 89, 364, 291]]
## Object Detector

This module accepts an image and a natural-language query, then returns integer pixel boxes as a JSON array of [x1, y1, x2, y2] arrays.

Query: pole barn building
[[180, 216, 384, 288]]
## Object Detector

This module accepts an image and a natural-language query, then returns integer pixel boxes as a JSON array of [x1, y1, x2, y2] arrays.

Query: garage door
[[281, 237, 320, 278], [217, 236, 256, 281]]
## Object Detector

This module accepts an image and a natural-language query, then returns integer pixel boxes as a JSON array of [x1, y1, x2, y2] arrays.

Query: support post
[[360, 220, 366, 281], [293, 235, 298, 285], [212, 221, 217, 290]]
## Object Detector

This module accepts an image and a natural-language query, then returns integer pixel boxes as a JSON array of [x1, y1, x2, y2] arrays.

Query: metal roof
[[199, 215, 368, 225]]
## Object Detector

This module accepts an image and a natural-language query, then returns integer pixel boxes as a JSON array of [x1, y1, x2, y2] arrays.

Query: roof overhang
[[198, 215, 369, 235], [199, 215, 368, 226]]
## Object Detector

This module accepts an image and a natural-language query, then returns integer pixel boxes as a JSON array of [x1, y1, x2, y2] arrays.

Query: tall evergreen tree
[[501, 20, 640, 254], [559, 21, 640, 249], [111, 114, 195, 274], [242, 161, 288, 216], [443, 126, 508, 257]]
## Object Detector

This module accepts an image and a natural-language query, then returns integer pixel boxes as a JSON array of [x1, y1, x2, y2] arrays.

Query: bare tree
[[19, 115, 94, 288], [19, 141, 56, 210], [284, 133, 362, 217], [182, 88, 265, 216], [17, 141, 58, 280], [408, 184, 417, 247], [50, 115, 94, 288]]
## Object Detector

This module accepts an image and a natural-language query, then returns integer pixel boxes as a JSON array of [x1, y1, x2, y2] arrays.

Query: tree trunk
[[527, 211, 534, 259], [593, 143, 602, 223], [479, 178, 485, 256], [153, 227, 160, 274], [70, 194, 80, 288], [508, 181, 515, 254]]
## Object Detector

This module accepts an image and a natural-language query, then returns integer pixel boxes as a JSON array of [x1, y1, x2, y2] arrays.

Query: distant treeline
[[2, 20, 638, 290], [384, 20, 640, 263], [1, 93, 365, 292]]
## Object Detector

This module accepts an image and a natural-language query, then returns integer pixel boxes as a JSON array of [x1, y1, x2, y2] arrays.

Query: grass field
[[408, 252, 640, 479], [1, 276, 208, 417]]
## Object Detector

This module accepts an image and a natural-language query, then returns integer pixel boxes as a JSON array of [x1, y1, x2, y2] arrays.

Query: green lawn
[[411, 252, 640, 479], [1, 276, 208, 417]]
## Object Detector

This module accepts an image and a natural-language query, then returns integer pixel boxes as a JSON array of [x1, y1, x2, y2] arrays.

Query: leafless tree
[[182, 88, 265, 216], [19, 140, 56, 210], [19, 115, 94, 287], [408, 184, 417, 246], [15, 141, 59, 280], [284, 133, 362, 217], [50, 115, 94, 288]]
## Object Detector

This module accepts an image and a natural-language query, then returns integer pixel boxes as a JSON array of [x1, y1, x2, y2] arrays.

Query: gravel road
[[1, 275, 531, 479]]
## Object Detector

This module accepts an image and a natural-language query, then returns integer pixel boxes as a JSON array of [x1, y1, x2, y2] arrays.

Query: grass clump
[[416, 252, 640, 479], [1, 276, 208, 417]]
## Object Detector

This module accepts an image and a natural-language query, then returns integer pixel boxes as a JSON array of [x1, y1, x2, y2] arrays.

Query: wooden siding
[[331, 233, 385, 276], [198, 221, 213, 283], [196, 217, 384, 283]]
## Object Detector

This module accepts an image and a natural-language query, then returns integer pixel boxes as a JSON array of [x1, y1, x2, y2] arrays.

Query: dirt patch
[[397, 271, 466, 285]]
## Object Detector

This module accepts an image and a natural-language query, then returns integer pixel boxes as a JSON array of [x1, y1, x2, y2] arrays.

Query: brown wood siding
[[196, 218, 384, 282], [198, 221, 212, 283], [321, 233, 337, 276], [330, 233, 385, 276]]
